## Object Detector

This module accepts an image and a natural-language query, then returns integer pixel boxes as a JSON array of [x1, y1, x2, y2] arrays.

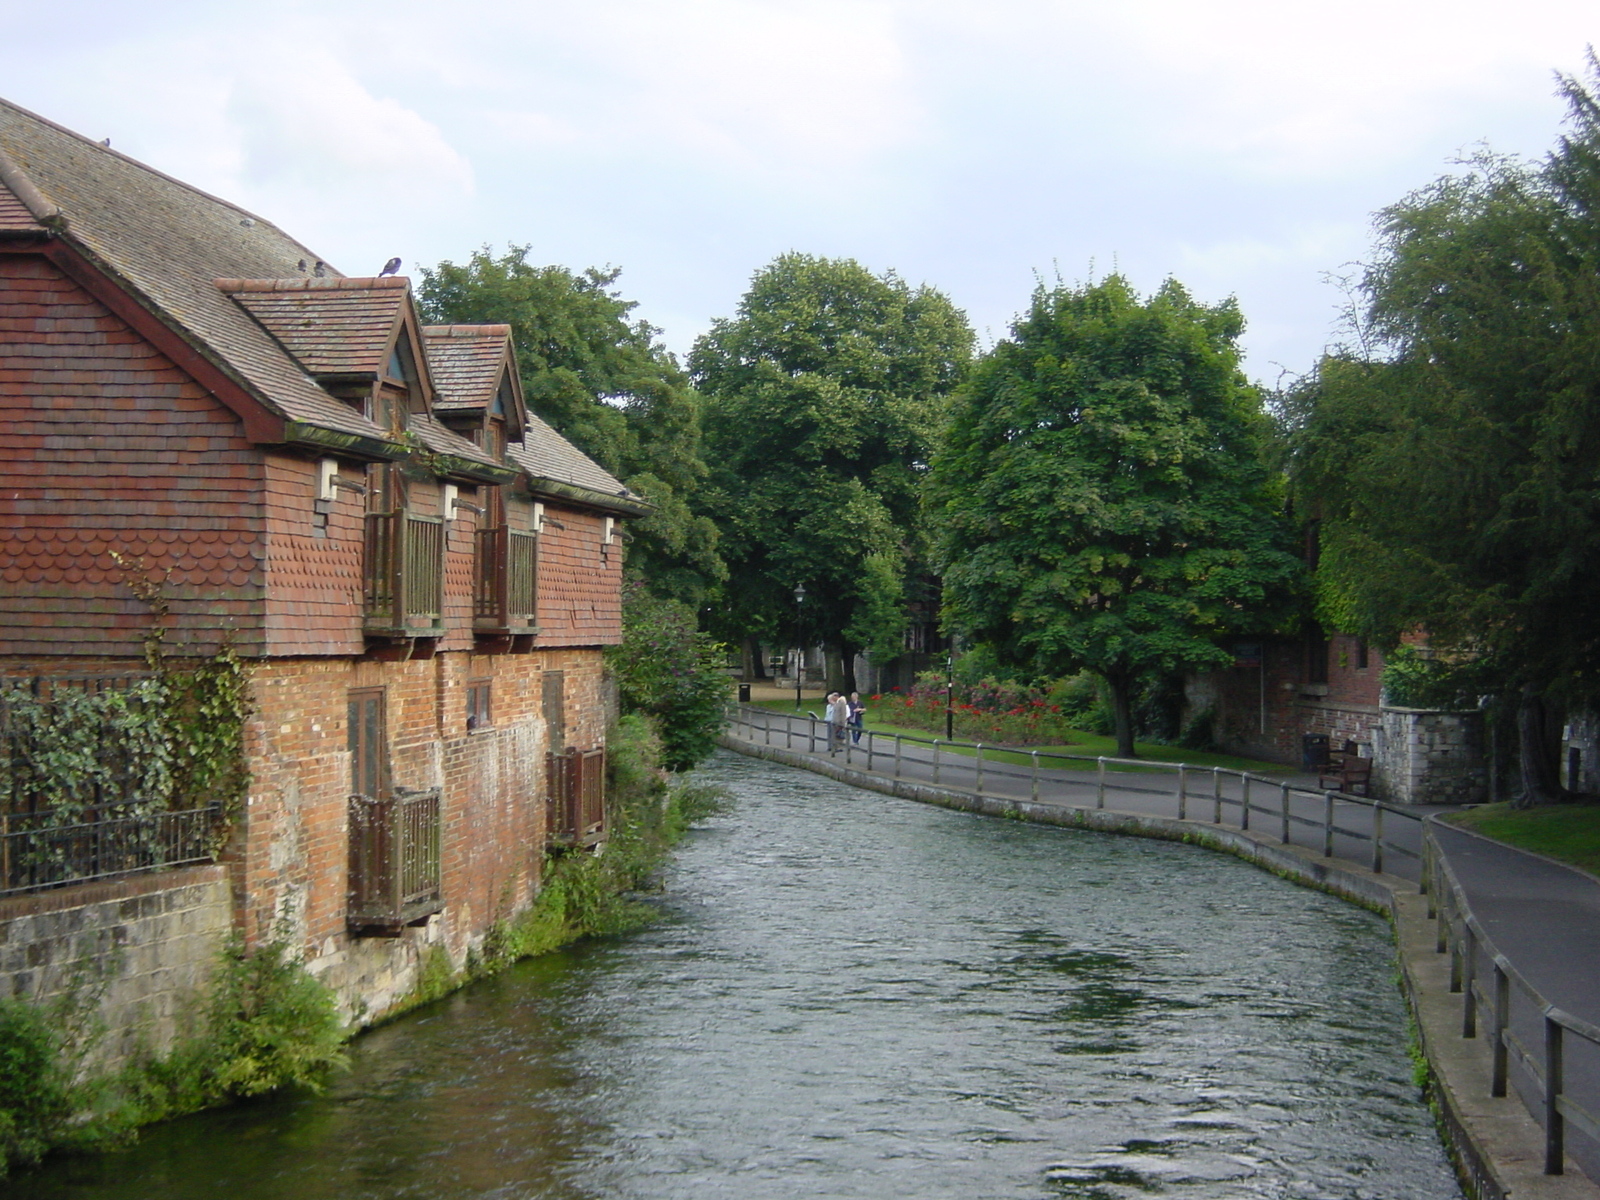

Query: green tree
[[691, 253, 973, 691], [606, 584, 731, 771], [418, 247, 724, 607], [1287, 58, 1600, 804], [929, 275, 1303, 758]]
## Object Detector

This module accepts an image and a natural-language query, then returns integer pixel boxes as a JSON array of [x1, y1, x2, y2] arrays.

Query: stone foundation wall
[[1374, 707, 1486, 805], [0, 865, 232, 1071]]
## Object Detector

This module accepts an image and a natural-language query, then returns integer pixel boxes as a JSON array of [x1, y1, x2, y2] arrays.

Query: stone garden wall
[[0, 865, 232, 1072], [1374, 707, 1486, 806]]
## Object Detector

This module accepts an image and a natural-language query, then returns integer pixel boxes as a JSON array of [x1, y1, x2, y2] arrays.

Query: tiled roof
[[0, 144, 56, 232], [0, 95, 633, 507], [507, 412, 643, 512], [0, 97, 394, 446], [423, 324, 510, 410], [407, 409, 513, 480], [222, 278, 409, 379], [0, 179, 44, 232]]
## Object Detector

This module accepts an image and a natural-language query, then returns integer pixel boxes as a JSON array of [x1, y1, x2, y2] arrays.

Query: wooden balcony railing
[[347, 785, 444, 934], [546, 747, 605, 848], [364, 511, 445, 635], [474, 526, 538, 634]]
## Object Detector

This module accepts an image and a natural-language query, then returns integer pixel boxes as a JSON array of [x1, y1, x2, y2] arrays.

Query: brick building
[[1188, 632, 1384, 766], [0, 97, 646, 1021]]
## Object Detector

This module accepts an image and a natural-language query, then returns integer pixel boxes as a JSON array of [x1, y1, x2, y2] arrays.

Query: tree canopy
[[929, 275, 1303, 757], [1285, 59, 1600, 802], [417, 247, 724, 607], [691, 253, 973, 688]]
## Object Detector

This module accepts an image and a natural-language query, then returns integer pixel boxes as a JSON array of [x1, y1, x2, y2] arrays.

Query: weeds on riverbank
[[392, 714, 731, 1009], [0, 937, 346, 1178], [0, 717, 730, 1176]]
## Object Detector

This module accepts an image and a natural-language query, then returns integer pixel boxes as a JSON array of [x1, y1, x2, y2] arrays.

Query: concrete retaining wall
[[0, 865, 232, 1071]]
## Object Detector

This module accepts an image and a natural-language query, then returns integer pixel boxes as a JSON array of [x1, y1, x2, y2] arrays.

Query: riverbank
[[719, 727, 1598, 1200]]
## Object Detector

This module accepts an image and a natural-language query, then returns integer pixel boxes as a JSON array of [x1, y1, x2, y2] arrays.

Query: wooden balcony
[[474, 526, 538, 635], [364, 511, 445, 636], [347, 786, 443, 934], [547, 747, 605, 848]]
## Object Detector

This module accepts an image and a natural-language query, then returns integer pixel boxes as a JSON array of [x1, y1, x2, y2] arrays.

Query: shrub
[[607, 584, 731, 770], [199, 939, 347, 1100], [0, 998, 74, 1175], [1380, 645, 1489, 710]]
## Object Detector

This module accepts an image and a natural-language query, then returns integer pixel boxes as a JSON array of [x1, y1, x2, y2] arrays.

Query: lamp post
[[946, 637, 955, 740], [793, 583, 806, 710]]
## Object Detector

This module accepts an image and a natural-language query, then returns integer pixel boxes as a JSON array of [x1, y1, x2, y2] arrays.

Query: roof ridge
[[218, 276, 408, 294], [423, 324, 513, 338], [0, 141, 60, 222], [0, 94, 326, 265]]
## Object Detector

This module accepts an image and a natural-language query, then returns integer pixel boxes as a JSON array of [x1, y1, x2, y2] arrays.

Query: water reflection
[[21, 752, 1458, 1200]]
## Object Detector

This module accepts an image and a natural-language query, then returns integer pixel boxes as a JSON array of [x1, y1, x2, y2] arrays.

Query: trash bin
[[738, 683, 751, 703], [1301, 733, 1329, 770]]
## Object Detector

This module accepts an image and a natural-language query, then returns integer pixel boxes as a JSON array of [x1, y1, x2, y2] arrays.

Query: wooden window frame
[[466, 680, 493, 732]]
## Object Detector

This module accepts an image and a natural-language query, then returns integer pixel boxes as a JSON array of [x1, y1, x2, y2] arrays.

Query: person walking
[[848, 691, 866, 744], [827, 691, 850, 754]]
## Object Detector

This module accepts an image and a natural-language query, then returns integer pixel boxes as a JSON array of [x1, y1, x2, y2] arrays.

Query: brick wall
[[0, 866, 231, 1070], [1193, 635, 1384, 766], [0, 253, 267, 657], [243, 645, 609, 1021]]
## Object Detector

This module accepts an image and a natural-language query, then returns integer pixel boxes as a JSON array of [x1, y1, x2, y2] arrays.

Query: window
[[1307, 629, 1330, 685], [466, 680, 492, 732], [543, 671, 565, 753], [1355, 639, 1369, 670], [348, 689, 388, 798]]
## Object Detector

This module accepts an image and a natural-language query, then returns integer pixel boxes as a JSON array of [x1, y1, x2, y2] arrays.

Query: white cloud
[[1177, 222, 1365, 279], [226, 44, 473, 198], [1071, 0, 1591, 175]]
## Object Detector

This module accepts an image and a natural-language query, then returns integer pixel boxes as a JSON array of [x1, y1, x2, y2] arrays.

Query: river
[[20, 751, 1459, 1200]]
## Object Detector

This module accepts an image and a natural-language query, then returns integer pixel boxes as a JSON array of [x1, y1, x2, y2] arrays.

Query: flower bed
[[869, 677, 1076, 746]]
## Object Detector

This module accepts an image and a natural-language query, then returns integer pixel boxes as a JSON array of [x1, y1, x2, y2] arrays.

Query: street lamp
[[946, 636, 955, 740], [793, 583, 806, 710]]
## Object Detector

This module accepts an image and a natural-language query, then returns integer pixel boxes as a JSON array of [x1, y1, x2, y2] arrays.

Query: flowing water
[[21, 752, 1459, 1200]]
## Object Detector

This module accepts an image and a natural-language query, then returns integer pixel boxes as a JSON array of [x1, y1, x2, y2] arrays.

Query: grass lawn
[[740, 697, 1292, 776], [1444, 803, 1600, 876]]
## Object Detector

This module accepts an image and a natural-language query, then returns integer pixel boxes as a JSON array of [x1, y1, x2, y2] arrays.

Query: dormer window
[[387, 327, 417, 388]]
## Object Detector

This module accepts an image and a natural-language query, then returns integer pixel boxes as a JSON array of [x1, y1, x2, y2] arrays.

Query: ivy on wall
[[0, 649, 250, 827]]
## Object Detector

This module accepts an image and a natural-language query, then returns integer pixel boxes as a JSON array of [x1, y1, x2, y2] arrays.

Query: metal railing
[[347, 786, 444, 932], [726, 703, 1423, 882], [1425, 827, 1600, 1176], [0, 805, 221, 898], [474, 526, 538, 633], [364, 511, 445, 634]]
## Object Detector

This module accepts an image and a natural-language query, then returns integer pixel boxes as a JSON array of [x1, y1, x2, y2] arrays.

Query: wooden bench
[[1319, 743, 1373, 796]]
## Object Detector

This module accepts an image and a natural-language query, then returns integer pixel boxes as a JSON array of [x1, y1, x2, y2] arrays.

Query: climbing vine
[[0, 555, 253, 829]]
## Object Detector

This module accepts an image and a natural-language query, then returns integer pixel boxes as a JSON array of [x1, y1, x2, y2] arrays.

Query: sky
[[5, 0, 1597, 385]]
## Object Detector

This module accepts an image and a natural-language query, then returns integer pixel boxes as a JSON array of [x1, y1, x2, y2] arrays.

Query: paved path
[[726, 703, 1600, 1196], [739, 705, 1430, 881], [1432, 823, 1600, 1029]]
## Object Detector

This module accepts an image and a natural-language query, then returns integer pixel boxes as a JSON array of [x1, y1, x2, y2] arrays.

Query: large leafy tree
[[418, 247, 724, 607], [929, 275, 1303, 757], [1287, 59, 1600, 804], [691, 253, 973, 691]]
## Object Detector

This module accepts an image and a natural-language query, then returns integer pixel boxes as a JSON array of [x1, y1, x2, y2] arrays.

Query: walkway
[[723, 702, 1600, 1199]]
